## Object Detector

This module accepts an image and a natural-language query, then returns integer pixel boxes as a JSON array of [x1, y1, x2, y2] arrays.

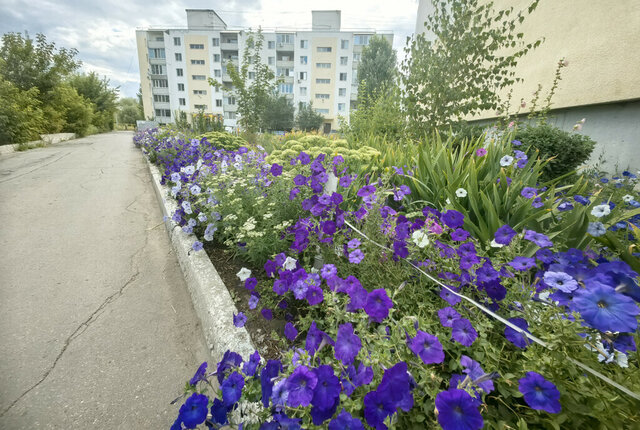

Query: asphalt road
[[0, 132, 209, 429]]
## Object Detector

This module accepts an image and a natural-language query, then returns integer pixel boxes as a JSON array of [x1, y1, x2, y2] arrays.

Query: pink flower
[[475, 148, 487, 157], [428, 222, 443, 235], [508, 121, 515, 128]]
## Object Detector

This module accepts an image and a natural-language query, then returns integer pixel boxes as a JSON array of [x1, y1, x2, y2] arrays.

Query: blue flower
[[543, 271, 578, 292], [451, 318, 478, 347], [329, 410, 365, 430], [260, 360, 283, 407], [311, 365, 341, 411], [334, 323, 362, 365], [494, 225, 517, 245], [587, 222, 606, 237], [284, 322, 298, 341], [378, 362, 414, 412], [305, 321, 335, 356], [210, 398, 229, 426], [508, 256, 537, 271], [523, 230, 553, 247], [364, 390, 395, 430], [438, 306, 461, 327], [189, 362, 207, 386], [441, 210, 465, 229], [233, 312, 247, 328], [364, 289, 393, 322], [285, 365, 318, 407], [521, 187, 537, 198], [178, 393, 209, 428], [242, 350, 261, 377], [192, 241, 203, 252], [221, 371, 244, 406], [504, 317, 530, 349], [407, 330, 445, 364], [518, 372, 561, 413], [571, 285, 639, 333], [435, 389, 484, 430], [270, 163, 283, 176]]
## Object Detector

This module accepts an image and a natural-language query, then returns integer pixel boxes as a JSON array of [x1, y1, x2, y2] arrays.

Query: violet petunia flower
[[518, 372, 561, 414], [451, 318, 478, 346], [435, 389, 484, 430], [364, 289, 393, 322], [285, 366, 317, 407], [334, 323, 362, 365], [504, 317, 530, 349], [284, 322, 298, 341], [233, 312, 247, 328], [408, 330, 445, 364], [438, 306, 461, 327], [571, 285, 639, 333]]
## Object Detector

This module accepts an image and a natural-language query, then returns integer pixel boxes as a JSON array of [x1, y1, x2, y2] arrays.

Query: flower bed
[[134, 129, 640, 429]]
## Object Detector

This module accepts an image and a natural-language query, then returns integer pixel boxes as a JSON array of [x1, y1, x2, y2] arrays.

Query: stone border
[[144, 158, 255, 362], [0, 133, 76, 155]]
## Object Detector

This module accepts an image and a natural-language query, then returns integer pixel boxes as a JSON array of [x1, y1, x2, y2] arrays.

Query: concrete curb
[[144, 158, 255, 363], [0, 133, 77, 155]]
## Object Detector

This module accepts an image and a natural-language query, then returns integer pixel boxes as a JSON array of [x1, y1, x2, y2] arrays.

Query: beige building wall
[[135, 31, 154, 120], [184, 35, 212, 113], [477, 0, 640, 119], [310, 37, 338, 129]]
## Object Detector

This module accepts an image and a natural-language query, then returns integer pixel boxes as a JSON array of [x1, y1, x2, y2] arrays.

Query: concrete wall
[[135, 31, 154, 120]]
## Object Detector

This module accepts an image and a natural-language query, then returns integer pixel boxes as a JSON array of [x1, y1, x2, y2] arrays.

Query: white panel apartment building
[[136, 9, 393, 133]]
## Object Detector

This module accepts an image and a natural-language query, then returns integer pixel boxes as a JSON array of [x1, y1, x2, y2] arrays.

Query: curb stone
[[144, 158, 255, 363], [0, 133, 76, 155]]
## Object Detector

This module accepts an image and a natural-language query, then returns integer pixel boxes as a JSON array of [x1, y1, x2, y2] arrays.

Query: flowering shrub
[[135, 129, 640, 429]]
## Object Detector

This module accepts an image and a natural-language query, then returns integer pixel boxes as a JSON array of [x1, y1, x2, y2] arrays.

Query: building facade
[[415, 0, 640, 171], [136, 9, 393, 133]]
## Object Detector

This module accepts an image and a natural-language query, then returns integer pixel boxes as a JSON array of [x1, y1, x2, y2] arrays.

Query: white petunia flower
[[500, 155, 514, 167], [283, 256, 297, 270], [490, 239, 504, 248], [236, 267, 252, 282], [590, 204, 611, 218], [411, 230, 430, 248], [622, 194, 634, 203], [455, 188, 468, 198]]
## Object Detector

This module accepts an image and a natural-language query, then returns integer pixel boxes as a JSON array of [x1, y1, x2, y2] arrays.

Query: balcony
[[223, 102, 237, 112], [276, 42, 294, 52], [147, 40, 165, 49], [276, 60, 294, 68], [220, 41, 238, 51]]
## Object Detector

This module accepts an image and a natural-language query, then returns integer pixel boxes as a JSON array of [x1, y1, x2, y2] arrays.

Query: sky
[[0, 0, 420, 99]]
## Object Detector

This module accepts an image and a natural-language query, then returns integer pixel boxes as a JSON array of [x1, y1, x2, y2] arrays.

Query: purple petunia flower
[[209, 398, 229, 426], [543, 271, 578, 292], [408, 330, 445, 364], [475, 148, 487, 157], [284, 322, 298, 341], [192, 241, 204, 252], [242, 350, 260, 377], [329, 410, 365, 430], [378, 362, 414, 412], [531, 197, 544, 208], [245, 277, 257, 290], [509, 256, 537, 271], [298, 152, 311, 165], [451, 228, 470, 241], [286, 366, 318, 407], [270, 163, 283, 176], [521, 187, 537, 199], [260, 359, 283, 407], [357, 185, 376, 198], [347, 238, 361, 249], [451, 318, 478, 346], [349, 249, 365, 264], [364, 289, 393, 322], [248, 294, 259, 309], [441, 210, 465, 229], [518, 372, 561, 414], [339, 174, 356, 188], [438, 306, 461, 327], [440, 287, 462, 306], [571, 285, 639, 333], [524, 230, 553, 248], [512, 139, 522, 146], [261, 308, 273, 320], [320, 264, 337, 280], [306, 284, 324, 305], [221, 372, 244, 406], [311, 365, 341, 411], [435, 389, 484, 430], [363, 390, 395, 429], [178, 393, 209, 428], [536, 248, 554, 264], [233, 312, 247, 328], [504, 317, 530, 349], [460, 355, 495, 394], [189, 362, 207, 386], [335, 323, 362, 365]]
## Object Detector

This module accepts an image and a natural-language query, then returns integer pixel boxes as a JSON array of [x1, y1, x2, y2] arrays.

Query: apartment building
[[136, 9, 393, 133], [415, 0, 640, 170]]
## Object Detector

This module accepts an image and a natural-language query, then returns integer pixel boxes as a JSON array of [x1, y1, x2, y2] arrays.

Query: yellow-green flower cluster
[[196, 131, 247, 151], [265, 135, 380, 168]]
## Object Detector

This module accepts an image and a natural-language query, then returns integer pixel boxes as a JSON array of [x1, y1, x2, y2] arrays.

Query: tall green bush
[[0, 77, 44, 145], [514, 123, 596, 181]]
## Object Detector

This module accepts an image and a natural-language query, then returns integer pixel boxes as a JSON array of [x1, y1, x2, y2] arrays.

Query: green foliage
[[43, 84, 94, 136], [0, 77, 44, 145], [218, 30, 279, 133], [68, 72, 119, 132], [402, 0, 542, 135], [515, 123, 596, 182], [342, 85, 405, 142], [192, 110, 225, 134], [262, 94, 294, 132], [0, 32, 81, 96], [295, 102, 324, 132], [195, 131, 246, 151], [357, 35, 396, 104], [117, 97, 144, 125]]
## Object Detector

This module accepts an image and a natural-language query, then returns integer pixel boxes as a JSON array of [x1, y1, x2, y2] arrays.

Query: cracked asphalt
[[0, 132, 209, 429]]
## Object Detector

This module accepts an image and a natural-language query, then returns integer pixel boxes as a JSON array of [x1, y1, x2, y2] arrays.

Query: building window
[[268, 41, 275, 49], [148, 48, 165, 59], [175, 53, 182, 61], [193, 90, 207, 95], [339, 72, 347, 81], [352, 71, 358, 84], [152, 79, 168, 88], [315, 108, 329, 114], [155, 36, 164, 42], [300, 40, 308, 49], [278, 83, 293, 94], [339, 88, 347, 96], [300, 56, 307, 65], [214, 70, 221, 77], [316, 63, 331, 69], [268, 56, 275, 65], [212, 38, 220, 46], [216, 99, 222, 107], [248, 72, 255, 79], [316, 78, 330, 84], [190, 44, 204, 49], [150, 64, 164, 74], [299, 71, 307, 80], [340, 56, 348, 65], [176, 68, 183, 77], [155, 108, 170, 117], [277, 68, 293, 77], [192, 75, 206, 80], [178, 83, 185, 91], [227, 96, 236, 105], [338, 103, 346, 111], [315, 94, 330, 100], [354, 35, 371, 46], [179, 98, 186, 106], [353, 53, 361, 62], [341, 40, 349, 49], [194, 104, 207, 110], [213, 54, 220, 62], [317, 47, 332, 53], [153, 94, 170, 102], [225, 111, 237, 119], [276, 34, 293, 44], [300, 87, 307, 96], [191, 59, 205, 65], [173, 37, 181, 46]]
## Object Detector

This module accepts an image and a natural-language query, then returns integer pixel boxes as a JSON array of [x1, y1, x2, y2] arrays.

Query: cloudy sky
[[0, 0, 420, 98]]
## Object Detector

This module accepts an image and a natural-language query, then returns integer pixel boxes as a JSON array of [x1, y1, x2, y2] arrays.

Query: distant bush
[[515, 123, 596, 181], [196, 131, 246, 151]]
